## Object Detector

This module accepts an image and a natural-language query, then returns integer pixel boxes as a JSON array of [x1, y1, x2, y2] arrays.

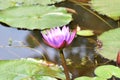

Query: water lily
[[42, 26, 76, 49], [42, 26, 76, 80]]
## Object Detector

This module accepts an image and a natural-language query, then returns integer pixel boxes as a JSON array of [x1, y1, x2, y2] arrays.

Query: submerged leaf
[[0, 5, 72, 30], [90, 0, 120, 20]]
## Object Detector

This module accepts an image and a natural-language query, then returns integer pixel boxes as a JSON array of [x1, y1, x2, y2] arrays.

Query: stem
[[59, 50, 70, 80]]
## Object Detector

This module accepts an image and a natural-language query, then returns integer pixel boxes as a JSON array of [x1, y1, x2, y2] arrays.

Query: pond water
[[0, 0, 118, 79], [0, 24, 97, 78]]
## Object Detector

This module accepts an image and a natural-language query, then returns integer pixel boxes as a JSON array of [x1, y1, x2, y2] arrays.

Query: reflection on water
[[0, 0, 118, 79], [0, 25, 31, 59]]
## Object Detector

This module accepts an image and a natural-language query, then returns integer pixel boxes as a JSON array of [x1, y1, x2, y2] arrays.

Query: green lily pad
[[35, 76, 57, 80], [96, 28, 120, 61], [75, 76, 92, 80], [90, 0, 120, 20], [75, 76, 106, 80], [0, 0, 64, 10], [75, 65, 120, 80], [77, 30, 94, 36], [0, 58, 65, 80], [95, 65, 120, 79], [0, 5, 72, 30]]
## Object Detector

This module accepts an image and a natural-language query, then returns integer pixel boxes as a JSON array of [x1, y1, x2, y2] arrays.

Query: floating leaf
[[0, 5, 72, 30], [95, 65, 120, 79], [0, 0, 64, 10], [75, 65, 120, 80], [77, 30, 94, 36], [0, 58, 65, 80], [95, 65, 113, 79], [75, 76, 106, 80], [96, 28, 120, 61], [35, 76, 57, 80], [90, 0, 120, 20], [75, 76, 92, 80]]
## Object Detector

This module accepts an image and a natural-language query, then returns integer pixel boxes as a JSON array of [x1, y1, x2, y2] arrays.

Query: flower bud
[[117, 51, 120, 67]]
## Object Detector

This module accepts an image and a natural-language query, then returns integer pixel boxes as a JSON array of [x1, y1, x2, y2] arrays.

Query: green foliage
[[0, 0, 72, 30], [0, 58, 65, 80], [75, 65, 120, 80], [0, 0, 64, 10], [35, 76, 57, 80], [96, 28, 120, 61], [90, 0, 120, 20], [0, 5, 72, 30], [75, 77, 106, 80], [77, 30, 94, 36], [95, 65, 120, 79]]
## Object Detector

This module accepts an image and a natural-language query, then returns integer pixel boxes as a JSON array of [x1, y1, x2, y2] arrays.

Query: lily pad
[[96, 28, 120, 61], [75, 76, 106, 80], [0, 0, 64, 10], [0, 5, 72, 30], [35, 76, 57, 80], [95, 65, 120, 79], [77, 30, 94, 36], [90, 0, 120, 20], [0, 58, 65, 80]]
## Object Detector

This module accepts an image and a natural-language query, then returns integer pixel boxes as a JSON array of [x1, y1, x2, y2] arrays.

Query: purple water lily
[[42, 26, 76, 49]]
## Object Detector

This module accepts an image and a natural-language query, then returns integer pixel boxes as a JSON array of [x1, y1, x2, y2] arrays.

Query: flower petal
[[62, 26, 69, 38], [43, 39, 58, 48], [42, 32, 53, 44], [53, 36, 64, 46], [67, 29, 76, 45]]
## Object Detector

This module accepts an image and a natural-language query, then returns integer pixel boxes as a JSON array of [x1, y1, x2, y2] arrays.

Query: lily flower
[[42, 26, 76, 49]]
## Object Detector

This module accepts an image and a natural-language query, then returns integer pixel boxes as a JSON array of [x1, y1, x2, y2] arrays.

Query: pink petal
[[62, 26, 69, 35], [67, 29, 76, 45], [43, 39, 58, 48]]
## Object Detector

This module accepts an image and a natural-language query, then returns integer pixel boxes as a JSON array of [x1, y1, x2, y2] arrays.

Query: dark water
[[0, 1, 118, 79]]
